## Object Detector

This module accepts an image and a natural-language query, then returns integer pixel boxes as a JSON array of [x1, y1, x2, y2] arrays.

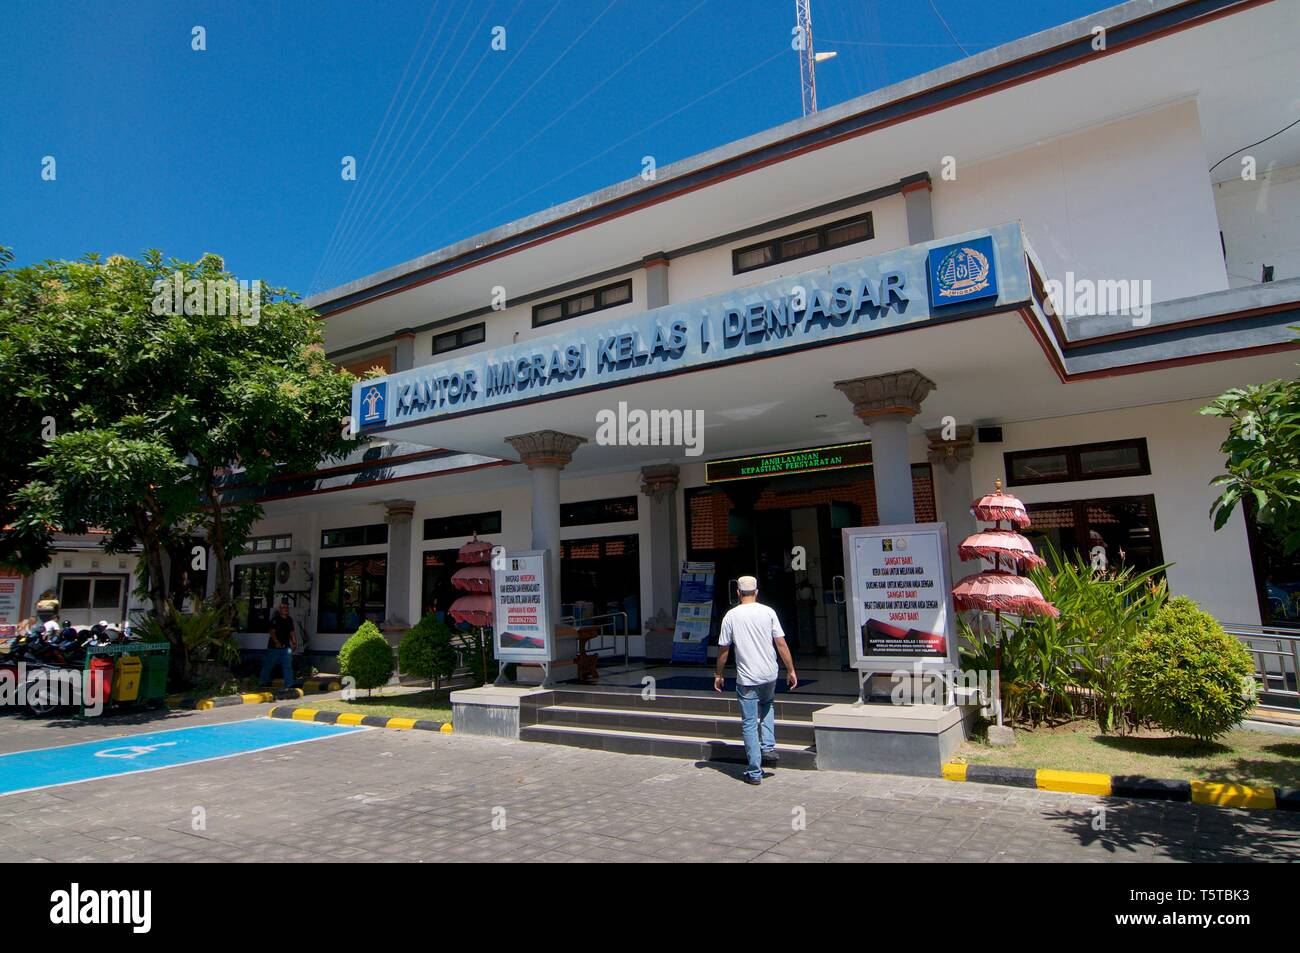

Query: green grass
[[958, 719, 1300, 788], [307, 687, 453, 724]]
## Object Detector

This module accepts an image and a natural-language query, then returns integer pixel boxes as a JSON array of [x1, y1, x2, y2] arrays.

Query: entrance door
[[58, 575, 128, 627]]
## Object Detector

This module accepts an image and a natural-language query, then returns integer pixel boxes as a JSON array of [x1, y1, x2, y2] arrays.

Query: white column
[[834, 369, 936, 526], [381, 500, 415, 628], [504, 430, 587, 676]]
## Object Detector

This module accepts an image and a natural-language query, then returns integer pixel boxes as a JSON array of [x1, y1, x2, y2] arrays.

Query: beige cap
[[737, 575, 758, 593]]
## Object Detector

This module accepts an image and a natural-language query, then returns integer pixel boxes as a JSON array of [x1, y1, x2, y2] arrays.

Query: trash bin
[[141, 651, 168, 701], [112, 656, 142, 702]]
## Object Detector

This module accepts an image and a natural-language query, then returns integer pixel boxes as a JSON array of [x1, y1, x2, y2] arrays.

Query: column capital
[[639, 463, 680, 501], [381, 499, 416, 523], [642, 252, 670, 269], [834, 369, 936, 423], [505, 430, 587, 469], [925, 425, 975, 472]]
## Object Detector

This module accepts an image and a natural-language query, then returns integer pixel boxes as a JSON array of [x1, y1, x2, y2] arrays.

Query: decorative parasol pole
[[953, 480, 1058, 728]]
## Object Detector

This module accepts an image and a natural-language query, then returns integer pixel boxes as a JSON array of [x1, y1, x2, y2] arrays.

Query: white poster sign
[[491, 550, 552, 662], [842, 522, 956, 673]]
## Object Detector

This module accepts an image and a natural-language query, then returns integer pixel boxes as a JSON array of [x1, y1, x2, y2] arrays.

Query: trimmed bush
[[1124, 596, 1256, 742], [398, 614, 458, 685], [338, 621, 394, 693]]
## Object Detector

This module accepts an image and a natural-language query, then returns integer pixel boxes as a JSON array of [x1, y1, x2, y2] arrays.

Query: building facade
[[14, 0, 1299, 673]]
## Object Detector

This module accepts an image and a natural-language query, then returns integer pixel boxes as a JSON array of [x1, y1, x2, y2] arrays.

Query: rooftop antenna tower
[[796, 0, 837, 117]]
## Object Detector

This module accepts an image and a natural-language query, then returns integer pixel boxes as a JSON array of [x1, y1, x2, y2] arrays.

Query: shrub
[[960, 544, 1167, 731], [338, 621, 394, 693], [398, 614, 458, 686], [457, 626, 497, 686], [1123, 596, 1256, 742]]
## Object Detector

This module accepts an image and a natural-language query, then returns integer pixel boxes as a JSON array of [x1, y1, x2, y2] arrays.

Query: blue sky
[[1, 0, 1111, 298]]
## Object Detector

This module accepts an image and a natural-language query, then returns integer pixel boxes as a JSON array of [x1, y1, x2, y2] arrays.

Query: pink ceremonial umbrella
[[449, 594, 493, 627], [451, 565, 494, 593], [457, 538, 493, 565], [958, 530, 1046, 570], [952, 571, 1059, 617], [970, 484, 1031, 527]]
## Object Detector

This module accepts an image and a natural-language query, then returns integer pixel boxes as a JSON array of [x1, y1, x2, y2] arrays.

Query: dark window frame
[[561, 496, 639, 528], [731, 211, 874, 275], [231, 561, 276, 634], [1023, 493, 1165, 572], [531, 279, 633, 328], [1004, 438, 1150, 487], [317, 553, 388, 634], [432, 322, 486, 356], [320, 523, 389, 550], [423, 511, 502, 541]]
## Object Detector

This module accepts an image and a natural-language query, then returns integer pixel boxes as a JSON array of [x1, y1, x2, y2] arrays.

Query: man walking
[[714, 575, 797, 785], [260, 601, 297, 688]]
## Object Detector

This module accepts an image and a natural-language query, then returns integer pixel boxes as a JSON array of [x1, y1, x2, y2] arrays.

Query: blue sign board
[[358, 380, 387, 429], [352, 224, 1028, 430], [927, 235, 999, 306]]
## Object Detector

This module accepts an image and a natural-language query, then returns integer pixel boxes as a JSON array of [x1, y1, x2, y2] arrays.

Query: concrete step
[[536, 703, 817, 746], [547, 687, 828, 722], [519, 722, 818, 770]]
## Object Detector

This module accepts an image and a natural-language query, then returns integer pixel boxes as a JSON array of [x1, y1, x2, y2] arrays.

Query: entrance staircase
[[519, 686, 827, 769]]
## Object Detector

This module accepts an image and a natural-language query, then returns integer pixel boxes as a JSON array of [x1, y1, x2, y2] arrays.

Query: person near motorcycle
[[259, 601, 297, 687]]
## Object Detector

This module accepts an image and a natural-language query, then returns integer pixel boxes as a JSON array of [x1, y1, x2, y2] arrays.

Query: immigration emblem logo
[[935, 246, 990, 299], [927, 235, 999, 306]]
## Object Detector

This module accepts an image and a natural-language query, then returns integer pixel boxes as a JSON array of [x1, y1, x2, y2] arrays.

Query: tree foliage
[[0, 247, 359, 675], [1201, 377, 1300, 551]]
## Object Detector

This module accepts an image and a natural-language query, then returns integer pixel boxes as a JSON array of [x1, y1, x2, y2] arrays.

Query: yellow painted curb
[[1190, 780, 1276, 810], [335, 712, 366, 726], [941, 763, 967, 782], [240, 692, 276, 704], [386, 717, 418, 730], [1036, 769, 1112, 797], [290, 707, 320, 721], [194, 699, 215, 711], [440, 722, 453, 733]]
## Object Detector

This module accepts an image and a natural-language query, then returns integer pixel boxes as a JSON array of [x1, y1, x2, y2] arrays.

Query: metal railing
[[1224, 624, 1300, 712], [559, 610, 631, 672]]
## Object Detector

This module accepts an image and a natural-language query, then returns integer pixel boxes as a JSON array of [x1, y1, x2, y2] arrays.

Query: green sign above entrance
[[705, 441, 873, 484]]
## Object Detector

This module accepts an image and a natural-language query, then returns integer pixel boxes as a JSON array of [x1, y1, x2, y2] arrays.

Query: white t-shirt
[[718, 602, 785, 686]]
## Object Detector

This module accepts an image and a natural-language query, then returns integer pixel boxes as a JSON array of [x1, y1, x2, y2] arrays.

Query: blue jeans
[[260, 647, 294, 687], [736, 680, 777, 780]]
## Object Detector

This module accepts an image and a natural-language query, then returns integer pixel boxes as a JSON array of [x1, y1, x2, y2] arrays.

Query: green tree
[[339, 622, 395, 694], [1202, 377, 1300, 551], [0, 249, 359, 675], [398, 614, 458, 688]]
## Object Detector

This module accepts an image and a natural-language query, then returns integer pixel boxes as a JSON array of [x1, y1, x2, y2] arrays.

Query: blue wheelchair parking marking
[[0, 718, 364, 796]]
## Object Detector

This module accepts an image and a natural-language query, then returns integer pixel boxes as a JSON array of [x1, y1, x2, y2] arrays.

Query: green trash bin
[[140, 649, 169, 702]]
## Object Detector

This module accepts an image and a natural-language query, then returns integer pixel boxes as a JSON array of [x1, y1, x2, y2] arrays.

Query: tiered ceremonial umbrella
[[449, 536, 495, 627], [952, 480, 1057, 724]]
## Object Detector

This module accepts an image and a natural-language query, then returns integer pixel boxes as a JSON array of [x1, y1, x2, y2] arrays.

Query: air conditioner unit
[[273, 554, 313, 592]]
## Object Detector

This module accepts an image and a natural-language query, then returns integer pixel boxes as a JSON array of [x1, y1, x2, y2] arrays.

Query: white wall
[[1214, 159, 1300, 288], [968, 399, 1261, 625], [934, 100, 1229, 305], [25, 549, 146, 625]]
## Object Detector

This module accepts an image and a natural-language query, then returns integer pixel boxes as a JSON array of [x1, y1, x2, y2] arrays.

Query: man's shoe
[[743, 774, 762, 786], [761, 751, 780, 766]]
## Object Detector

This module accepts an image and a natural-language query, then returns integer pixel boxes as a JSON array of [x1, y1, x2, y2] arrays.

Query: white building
[[15, 0, 1299, 685]]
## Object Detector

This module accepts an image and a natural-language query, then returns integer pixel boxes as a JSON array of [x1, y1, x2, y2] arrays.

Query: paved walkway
[[1, 718, 1297, 863]]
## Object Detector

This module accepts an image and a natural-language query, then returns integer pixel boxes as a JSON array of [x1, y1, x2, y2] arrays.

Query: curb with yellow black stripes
[[268, 705, 453, 734], [165, 677, 343, 711], [942, 762, 1300, 811]]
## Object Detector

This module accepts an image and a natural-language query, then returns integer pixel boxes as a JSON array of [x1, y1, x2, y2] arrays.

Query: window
[[321, 524, 389, 549], [561, 534, 641, 634], [243, 534, 293, 554], [232, 562, 276, 633], [732, 212, 874, 274], [423, 511, 502, 540], [420, 548, 461, 624], [561, 496, 638, 527], [318, 555, 387, 634], [532, 279, 633, 327], [432, 323, 486, 355], [1004, 439, 1149, 487], [1023, 495, 1163, 574]]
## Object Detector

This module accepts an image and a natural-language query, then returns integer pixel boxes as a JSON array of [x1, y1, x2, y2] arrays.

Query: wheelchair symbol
[[95, 742, 179, 760]]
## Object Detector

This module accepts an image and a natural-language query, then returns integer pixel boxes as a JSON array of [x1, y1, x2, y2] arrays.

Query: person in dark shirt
[[259, 601, 297, 687]]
